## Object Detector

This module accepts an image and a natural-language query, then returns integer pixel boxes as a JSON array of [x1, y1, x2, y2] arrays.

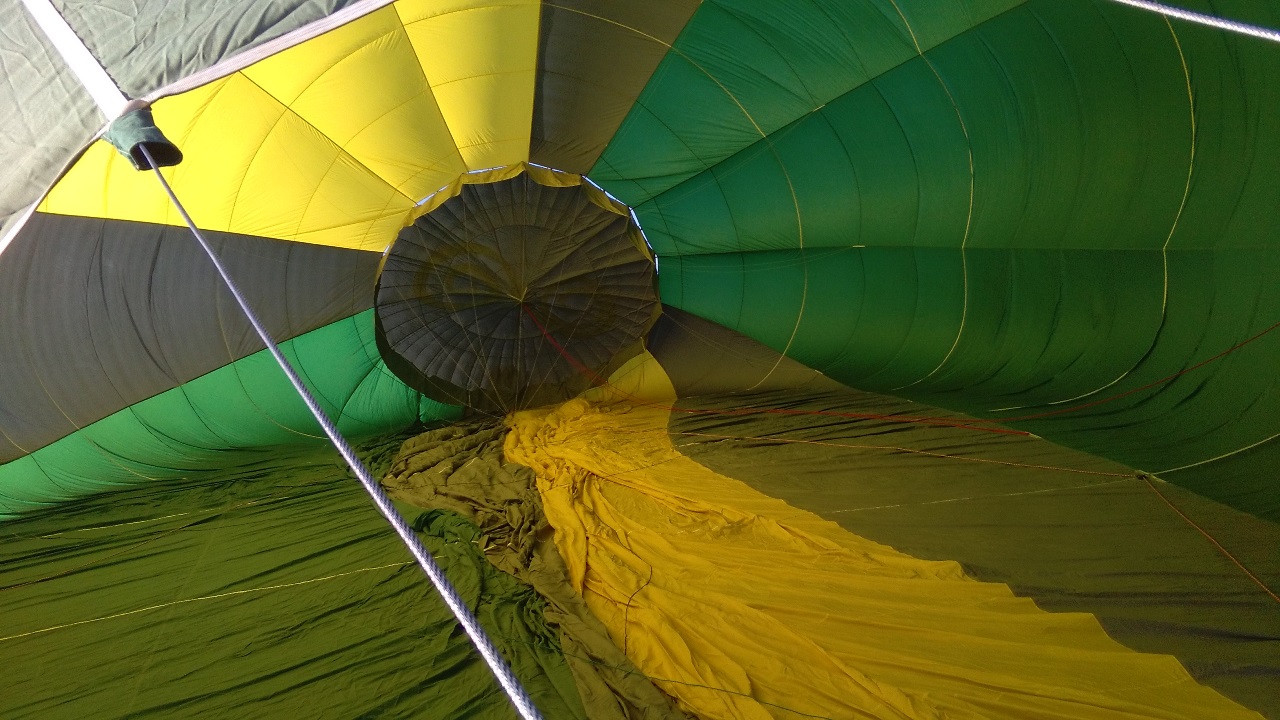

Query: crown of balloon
[[375, 165, 659, 414]]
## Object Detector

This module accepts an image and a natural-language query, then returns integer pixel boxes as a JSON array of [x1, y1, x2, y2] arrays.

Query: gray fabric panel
[[51, 0, 366, 97], [377, 174, 658, 413], [0, 0, 101, 233], [0, 212, 379, 462]]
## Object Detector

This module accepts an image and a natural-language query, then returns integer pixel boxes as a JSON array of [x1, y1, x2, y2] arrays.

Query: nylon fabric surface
[[0, 433, 586, 719], [0, 2, 1277, 715], [669, 389, 1280, 717], [9, 0, 1274, 518], [395, 0, 539, 171], [588, 0, 1280, 520], [0, 212, 381, 465], [659, 244, 1280, 520], [502, 353, 1262, 719], [0, 310, 460, 517], [647, 306, 847, 396], [35, 1, 541, 250], [383, 422, 693, 720], [377, 172, 658, 412]]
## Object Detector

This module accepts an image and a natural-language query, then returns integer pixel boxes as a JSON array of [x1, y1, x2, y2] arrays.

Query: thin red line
[[1140, 475, 1280, 604]]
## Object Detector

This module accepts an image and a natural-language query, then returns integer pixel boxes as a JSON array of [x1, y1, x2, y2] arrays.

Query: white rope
[[1105, 0, 1280, 44], [138, 145, 543, 720]]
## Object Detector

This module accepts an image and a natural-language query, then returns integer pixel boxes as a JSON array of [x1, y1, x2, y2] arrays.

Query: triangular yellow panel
[[242, 5, 467, 200], [396, 0, 538, 171], [40, 72, 415, 252]]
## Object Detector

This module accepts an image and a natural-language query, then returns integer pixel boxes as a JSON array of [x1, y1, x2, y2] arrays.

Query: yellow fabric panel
[[37, 0, 545, 250], [503, 355, 1262, 720], [241, 6, 467, 200], [396, 0, 538, 170], [40, 73, 415, 252]]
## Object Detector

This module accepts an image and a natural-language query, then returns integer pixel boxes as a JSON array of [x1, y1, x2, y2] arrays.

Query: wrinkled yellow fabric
[[503, 354, 1261, 720]]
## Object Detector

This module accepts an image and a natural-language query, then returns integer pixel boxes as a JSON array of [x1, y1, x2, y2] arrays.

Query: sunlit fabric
[[1, 1, 1277, 718]]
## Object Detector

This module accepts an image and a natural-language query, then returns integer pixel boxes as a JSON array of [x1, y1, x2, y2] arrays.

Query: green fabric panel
[[0, 433, 585, 718], [590, 0, 1022, 206], [646, 306, 846, 396], [660, 247, 1280, 520], [531, 0, 701, 173], [384, 423, 693, 720], [617, 0, 1280, 519], [633, 1, 1193, 255], [667, 389, 1280, 718], [0, 310, 460, 518]]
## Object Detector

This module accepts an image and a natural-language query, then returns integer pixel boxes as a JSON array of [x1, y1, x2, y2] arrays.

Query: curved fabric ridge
[[1, 0, 383, 237], [594, 0, 1280, 520], [35, 0, 541, 251], [0, 310, 459, 518], [378, 168, 659, 412], [383, 422, 692, 719], [0, 212, 382, 465], [626, 1, 1202, 255], [530, 0, 701, 173], [669, 389, 1280, 716], [503, 353, 1261, 719], [659, 245, 1280, 521], [0, 434, 587, 718], [590, 0, 1024, 206]]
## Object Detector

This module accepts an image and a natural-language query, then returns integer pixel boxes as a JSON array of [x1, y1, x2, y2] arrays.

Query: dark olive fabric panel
[[0, 212, 379, 463], [530, 0, 699, 173], [646, 306, 844, 396], [632, 0, 1278, 256], [659, 247, 1280, 521], [50, 0, 370, 98], [0, 0, 100, 233], [669, 390, 1280, 718], [377, 175, 657, 413], [0, 434, 585, 718]]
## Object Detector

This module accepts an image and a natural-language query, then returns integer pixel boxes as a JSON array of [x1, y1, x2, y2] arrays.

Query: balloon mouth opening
[[374, 165, 660, 414]]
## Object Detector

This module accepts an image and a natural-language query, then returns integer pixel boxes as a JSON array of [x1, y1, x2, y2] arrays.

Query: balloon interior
[[0, 1, 1277, 718]]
